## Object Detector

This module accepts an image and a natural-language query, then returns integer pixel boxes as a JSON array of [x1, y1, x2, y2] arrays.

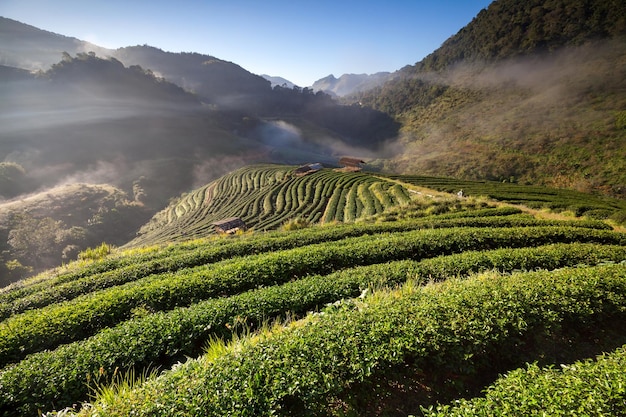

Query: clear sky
[[1, 0, 493, 86]]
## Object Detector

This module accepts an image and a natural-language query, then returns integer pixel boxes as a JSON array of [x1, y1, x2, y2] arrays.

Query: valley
[[1, 0, 626, 415]]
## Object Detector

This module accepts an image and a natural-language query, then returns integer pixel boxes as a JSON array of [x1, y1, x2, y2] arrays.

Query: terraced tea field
[[129, 165, 411, 247], [1, 164, 625, 416], [387, 174, 626, 223], [130, 165, 626, 249]]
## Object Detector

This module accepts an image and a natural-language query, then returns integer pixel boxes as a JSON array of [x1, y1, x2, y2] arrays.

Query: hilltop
[[127, 164, 413, 247]]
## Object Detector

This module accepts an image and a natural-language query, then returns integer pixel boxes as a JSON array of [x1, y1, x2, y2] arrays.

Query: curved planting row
[[424, 345, 626, 416], [2, 226, 624, 366], [128, 165, 414, 247], [0, 211, 611, 321], [64, 263, 626, 417], [3, 209, 599, 319], [2, 243, 625, 416], [130, 165, 292, 246], [389, 174, 626, 219]]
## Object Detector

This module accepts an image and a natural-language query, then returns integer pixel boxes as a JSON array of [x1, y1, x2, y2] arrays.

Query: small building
[[212, 217, 247, 234], [338, 157, 366, 171], [294, 163, 323, 177]]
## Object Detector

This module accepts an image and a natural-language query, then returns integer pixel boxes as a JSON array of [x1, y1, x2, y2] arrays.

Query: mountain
[[3, 0, 626, 279], [0, 17, 274, 110], [312, 72, 391, 97], [0, 52, 247, 202], [0, 52, 270, 277], [414, 0, 626, 72], [0, 19, 401, 280], [3, 5, 626, 412], [112, 46, 273, 108], [261, 74, 296, 88], [0, 17, 110, 70], [354, 0, 626, 198]]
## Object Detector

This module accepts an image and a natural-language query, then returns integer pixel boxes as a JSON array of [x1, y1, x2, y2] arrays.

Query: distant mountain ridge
[[261, 74, 296, 88], [0, 17, 110, 69], [0, 17, 273, 108], [113, 45, 272, 106], [311, 72, 391, 97]]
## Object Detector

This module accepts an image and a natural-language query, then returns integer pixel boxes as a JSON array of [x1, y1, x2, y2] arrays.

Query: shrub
[[281, 217, 311, 231], [4, 243, 624, 415], [610, 210, 626, 226], [78, 243, 114, 261], [423, 346, 626, 416]]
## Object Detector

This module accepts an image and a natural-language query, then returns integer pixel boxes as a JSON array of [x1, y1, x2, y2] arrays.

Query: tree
[[7, 214, 86, 271], [0, 162, 27, 198]]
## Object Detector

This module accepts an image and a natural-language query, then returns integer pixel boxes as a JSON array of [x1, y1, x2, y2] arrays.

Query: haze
[[0, 0, 492, 86]]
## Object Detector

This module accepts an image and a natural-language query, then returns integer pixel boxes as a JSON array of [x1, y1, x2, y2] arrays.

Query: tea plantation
[[0, 165, 625, 416]]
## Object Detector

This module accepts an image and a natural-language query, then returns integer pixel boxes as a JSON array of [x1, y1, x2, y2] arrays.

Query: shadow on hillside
[[334, 313, 626, 416]]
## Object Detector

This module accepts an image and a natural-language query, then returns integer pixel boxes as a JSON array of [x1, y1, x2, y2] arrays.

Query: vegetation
[[416, 0, 626, 71], [3, 0, 626, 413], [423, 346, 626, 416], [0, 47, 399, 283], [353, 0, 626, 198], [129, 165, 413, 246], [386, 174, 626, 224], [8, 224, 622, 365], [1, 243, 624, 415], [0, 162, 29, 199], [0, 184, 150, 285], [49, 264, 626, 417], [0, 167, 624, 416]]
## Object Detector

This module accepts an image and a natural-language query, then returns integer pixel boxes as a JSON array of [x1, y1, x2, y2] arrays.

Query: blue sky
[[1, 0, 493, 86]]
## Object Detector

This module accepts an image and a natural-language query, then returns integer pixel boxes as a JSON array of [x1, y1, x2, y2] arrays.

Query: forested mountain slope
[[0, 183, 149, 286], [355, 0, 626, 197]]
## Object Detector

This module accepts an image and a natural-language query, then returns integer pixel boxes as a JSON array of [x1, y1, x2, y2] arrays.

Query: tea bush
[[3, 243, 624, 415], [71, 264, 626, 416]]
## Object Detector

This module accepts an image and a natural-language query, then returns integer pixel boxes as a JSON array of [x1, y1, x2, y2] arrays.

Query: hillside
[[0, 52, 264, 206], [1, 2, 626, 414], [0, 17, 110, 70], [112, 45, 273, 108], [0, 166, 624, 415], [0, 183, 149, 286], [128, 164, 412, 247], [354, 0, 626, 198], [129, 163, 626, 248], [0, 17, 272, 108], [413, 0, 626, 71], [0, 25, 400, 279]]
